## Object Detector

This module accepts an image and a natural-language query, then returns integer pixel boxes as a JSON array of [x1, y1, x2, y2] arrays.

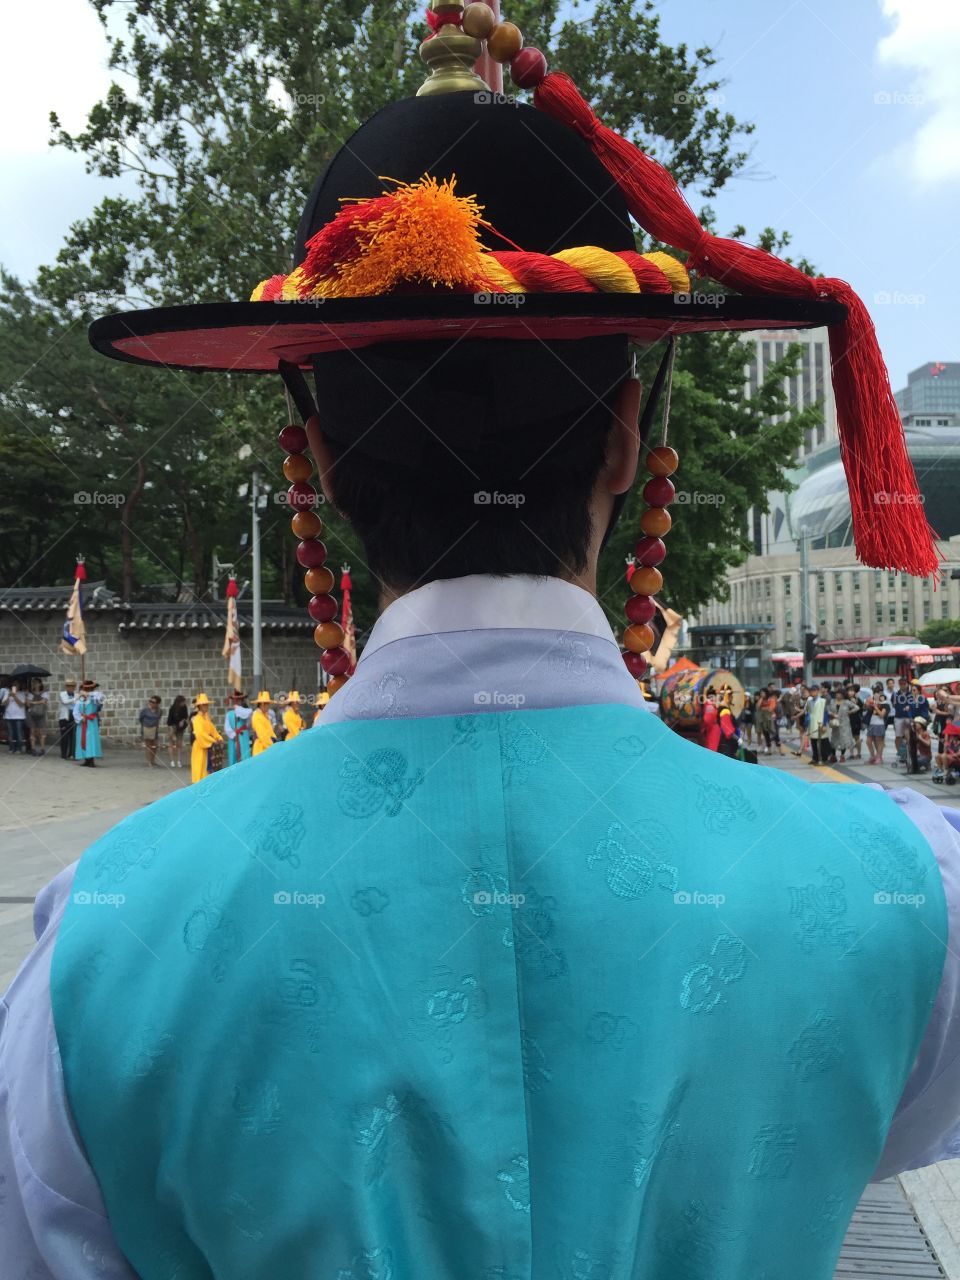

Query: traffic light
[[803, 631, 817, 662]]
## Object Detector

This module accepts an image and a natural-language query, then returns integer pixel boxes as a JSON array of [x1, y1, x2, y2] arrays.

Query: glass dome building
[[788, 426, 960, 548]]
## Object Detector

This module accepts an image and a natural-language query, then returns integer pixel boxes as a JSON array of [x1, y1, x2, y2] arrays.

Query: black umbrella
[[12, 663, 51, 678]]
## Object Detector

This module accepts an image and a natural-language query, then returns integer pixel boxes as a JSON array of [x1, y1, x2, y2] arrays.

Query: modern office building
[[895, 362, 960, 415]]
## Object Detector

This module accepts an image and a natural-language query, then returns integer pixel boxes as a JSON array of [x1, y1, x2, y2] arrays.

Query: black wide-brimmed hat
[[88, 0, 935, 578]]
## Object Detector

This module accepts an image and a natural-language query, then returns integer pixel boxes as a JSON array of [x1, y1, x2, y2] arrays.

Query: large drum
[[658, 667, 745, 736]]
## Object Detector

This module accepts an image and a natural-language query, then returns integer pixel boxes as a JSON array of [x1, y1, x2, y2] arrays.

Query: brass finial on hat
[[418, 1, 491, 97]]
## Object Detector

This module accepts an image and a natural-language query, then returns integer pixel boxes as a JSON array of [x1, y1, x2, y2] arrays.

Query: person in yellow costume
[[282, 691, 306, 741], [312, 690, 330, 727], [250, 692, 277, 756], [190, 693, 223, 784]]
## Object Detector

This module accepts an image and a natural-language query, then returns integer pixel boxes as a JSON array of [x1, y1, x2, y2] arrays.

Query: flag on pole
[[341, 566, 357, 674], [61, 559, 87, 657], [222, 576, 242, 688]]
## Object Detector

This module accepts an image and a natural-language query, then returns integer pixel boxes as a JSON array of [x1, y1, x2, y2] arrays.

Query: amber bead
[[629, 565, 663, 596], [623, 651, 648, 678], [462, 1, 496, 38], [625, 595, 656, 625], [510, 46, 547, 88], [307, 593, 338, 623], [487, 21, 523, 62], [291, 510, 323, 539], [623, 623, 655, 654], [305, 566, 335, 595], [283, 453, 313, 483], [640, 507, 672, 537], [327, 675, 349, 695], [314, 621, 344, 649], [646, 446, 679, 477], [278, 423, 308, 453]]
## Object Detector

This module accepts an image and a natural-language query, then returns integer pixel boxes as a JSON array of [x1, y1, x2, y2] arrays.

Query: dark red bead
[[634, 536, 666, 566], [511, 46, 548, 88], [287, 481, 319, 510], [320, 646, 352, 676], [278, 423, 308, 453], [296, 539, 328, 569], [307, 593, 338, 623], [625, 595, 656, 625], [623, 651, 648, 677], [643, 476, 675, 507]]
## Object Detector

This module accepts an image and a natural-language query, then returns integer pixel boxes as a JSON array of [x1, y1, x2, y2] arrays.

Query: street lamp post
[[251, 465, 263, 690]]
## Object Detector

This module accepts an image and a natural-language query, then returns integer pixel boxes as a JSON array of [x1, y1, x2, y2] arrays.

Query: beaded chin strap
[[623, 339, 677, 681]]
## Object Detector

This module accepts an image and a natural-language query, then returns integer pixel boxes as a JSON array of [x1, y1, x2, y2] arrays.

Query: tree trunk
[[120, 455, 147, 600]]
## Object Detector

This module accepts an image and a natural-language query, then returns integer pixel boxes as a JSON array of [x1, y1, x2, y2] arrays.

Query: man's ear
[[605, 377, 642, 496], [305, 415, 337, 507]]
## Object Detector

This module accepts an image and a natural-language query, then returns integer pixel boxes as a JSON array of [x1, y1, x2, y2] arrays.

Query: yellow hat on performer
[[194, 692, 211, 707], [254, 690, 273, 704]]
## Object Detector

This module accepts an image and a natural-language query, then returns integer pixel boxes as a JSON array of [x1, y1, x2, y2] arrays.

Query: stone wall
[[0, 610, 321, 745]]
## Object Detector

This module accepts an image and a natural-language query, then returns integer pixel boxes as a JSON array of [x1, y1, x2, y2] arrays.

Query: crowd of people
[[1, 678, 333, 779], [706, 675, 960, 780], [1, 677, 104, 765]]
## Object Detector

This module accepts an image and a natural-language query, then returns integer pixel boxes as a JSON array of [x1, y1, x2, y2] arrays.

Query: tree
[[3, 0, 819, 635], [918, 619, 960, 648]]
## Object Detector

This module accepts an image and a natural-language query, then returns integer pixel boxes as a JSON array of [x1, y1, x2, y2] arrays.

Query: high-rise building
[[742, 328, 837, 556], [895, 362, 960, 415]]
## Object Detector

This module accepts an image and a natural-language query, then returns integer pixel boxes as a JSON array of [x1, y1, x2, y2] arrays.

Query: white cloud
[[876, 0, 960, 185]]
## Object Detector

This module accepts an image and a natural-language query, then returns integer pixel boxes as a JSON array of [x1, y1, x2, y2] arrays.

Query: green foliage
[[2, 0, 812, 638], [918, 618, 960, 648], [599, 337, 821, 625]]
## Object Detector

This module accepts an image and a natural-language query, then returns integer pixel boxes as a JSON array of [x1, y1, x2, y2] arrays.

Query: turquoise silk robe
[[4, 577, 959, 1280]]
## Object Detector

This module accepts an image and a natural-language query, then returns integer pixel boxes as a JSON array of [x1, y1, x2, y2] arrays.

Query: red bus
[[810, 646, 960, 684], [772, 651, 804, 684]]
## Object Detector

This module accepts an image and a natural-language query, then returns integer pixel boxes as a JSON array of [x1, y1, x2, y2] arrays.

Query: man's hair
[[315, 336, 629, 592]]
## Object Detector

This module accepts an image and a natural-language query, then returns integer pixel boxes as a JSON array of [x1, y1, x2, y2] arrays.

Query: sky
[[1, 0, 957, 390]]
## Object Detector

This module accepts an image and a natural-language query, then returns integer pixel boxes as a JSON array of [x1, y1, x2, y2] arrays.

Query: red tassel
[[534, 71, 938, 576], [74, 560, 87, 582], [226, 576, 238, 599]]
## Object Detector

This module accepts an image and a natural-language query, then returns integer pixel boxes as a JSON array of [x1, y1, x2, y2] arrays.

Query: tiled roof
[[0, 585, 312, 630], [0, 582, 118, 611]]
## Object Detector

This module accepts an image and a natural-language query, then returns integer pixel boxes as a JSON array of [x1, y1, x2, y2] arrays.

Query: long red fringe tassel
[[535, 71, 938, 576]]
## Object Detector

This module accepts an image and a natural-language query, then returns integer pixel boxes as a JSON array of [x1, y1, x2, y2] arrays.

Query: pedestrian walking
[[27, 680, 50, 755], [2, 681, 29, 754], [166, 695, 189, 769], [846, 684, 863, 759], [138, 696, 163, 767], [865, 685, 889, 765], [73, 680, 102, 767], [806, 685, 829, 765], [827, 688, 858, 763], [738, 690, 755, 746], [57, 677, 77, 759]]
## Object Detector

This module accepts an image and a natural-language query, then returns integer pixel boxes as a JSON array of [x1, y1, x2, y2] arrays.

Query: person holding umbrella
[[2, 680, 29, 754]]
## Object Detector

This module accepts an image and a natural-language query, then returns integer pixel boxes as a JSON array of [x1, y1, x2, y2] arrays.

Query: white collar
[[361, 575, 616, 663]]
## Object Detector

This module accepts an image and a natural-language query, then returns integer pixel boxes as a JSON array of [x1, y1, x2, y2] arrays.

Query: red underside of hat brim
[[89, 296, 846, 374]]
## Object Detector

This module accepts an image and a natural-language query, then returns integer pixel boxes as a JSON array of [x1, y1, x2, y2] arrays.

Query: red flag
[[340, 567, 357, 674]]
